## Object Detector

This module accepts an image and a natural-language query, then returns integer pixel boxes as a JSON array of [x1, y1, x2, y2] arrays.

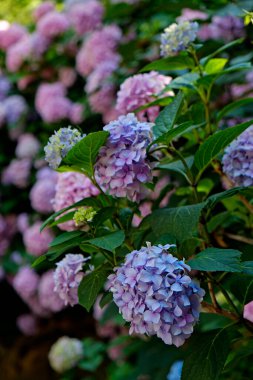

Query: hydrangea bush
[[1, 0, 253, 379]]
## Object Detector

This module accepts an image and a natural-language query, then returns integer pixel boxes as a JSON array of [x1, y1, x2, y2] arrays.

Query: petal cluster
[[108, 243, 205, 347], [48, 336, 83, 373], [116, 71, 173, 122], [94, 113, 153, 202], [44, 127, 84, 169], [52, 172, 99, 231], [161, 21, 198, 57], [54, 254, 88, 306], [222, 126, 253, 187]]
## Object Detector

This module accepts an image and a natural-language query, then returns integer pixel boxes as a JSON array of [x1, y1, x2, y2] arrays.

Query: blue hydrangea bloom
[[108, 243, 205, 347], [167, 360, 183, 380], [94, 113, 153, 202], [222, 125, 253, 187], [44, 126, 84, 169], [161, 22, 198, 57]]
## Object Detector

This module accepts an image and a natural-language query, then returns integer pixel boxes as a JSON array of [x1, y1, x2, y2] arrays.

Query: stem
[[239, 195, 253, 214], [208, 280, 220, 310], [225, 232, 253, 245], [201, 301, 238, 321]]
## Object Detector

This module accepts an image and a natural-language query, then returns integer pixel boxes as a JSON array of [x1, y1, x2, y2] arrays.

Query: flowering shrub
[[1, 0, 253, 379]]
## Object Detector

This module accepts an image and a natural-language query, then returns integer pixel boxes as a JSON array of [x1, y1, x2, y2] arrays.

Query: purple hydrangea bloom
[[0, 75, 11, 100], [16, 313, 38, 336], [94, 113, 153, 202], [161, 22, 198, 57], [44, 127, 84, 169], [3, 95, 28, 125], [54, 253, 88, 306], [15, 133, 40, 159], [108, 243, 205, 347], [30, 172, 57, 214], [198, 15, 245, 42], [2, 158, 31, 188], [222, 126, 253, 187], [37, 11, 69, 38]]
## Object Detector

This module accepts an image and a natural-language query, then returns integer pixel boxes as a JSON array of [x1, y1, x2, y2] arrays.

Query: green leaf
[[153, 92, 184, 139], [217, 98, 253, 122], [182, 329, 231, 380], [241, 261, 253, 275], [31, 255, 47, 268], [78, 265, 111, 311], [144, 203, 204, 243], [168, 73, 199, 90], [87, 230, 125, 252], [188, 248, 242, 272], [49, 231, 84, 247], [40, 196, 100, 231], [204, 187, 246, 211], [63, 131, 109, 178], [157, 156, 194, 181], [140, 55, 195, 72], [154, 121, 202, 145], [200, 38, 244, 66], [204, 58, 228, 74], [194, 119, 253, 172]]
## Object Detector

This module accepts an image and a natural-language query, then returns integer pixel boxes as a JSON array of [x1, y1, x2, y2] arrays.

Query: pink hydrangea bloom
[[15, 133, 40, 159], [38, 270, 65, 312], [33, 1, 55, 21], [36, 82, 66, 110], [85, 61, 118, 94], [12, 266, 40, 301], [2, 158, 31, 188], [76, 25, 122, 76], [116, 71, 173, 122], [0, 23, 27, 51], [177, 8, 208, 22], [89, 84, 116, 115], [68, 0, 104, 35], [54, 253, 88, 306], [16, 213, 29, 233], [243, 301, 253, 323], [132, 201, 152, 227], [16, 313, 38, 336], [0, 214, 16, 256], [37, 11, 70, 38], [198, 15, 245, 42], [35, 82, 73, 122], [53, 172, 99, 231], [59, 67, 77, 87], [30, 178, 56, 214], [69, 103, 85, 124], [6, 33, 49, 72], [36, 166, 58, 181], [23, 221, 54, 256]]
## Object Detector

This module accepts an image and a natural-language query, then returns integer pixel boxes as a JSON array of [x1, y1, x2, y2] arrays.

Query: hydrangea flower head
[[15, 133, 40, 159], [161, 21, 198, 57], [108, 243, 205, 347], [222, 126, 253, 187], [38, 270, 65, 312], [48, 336, 83, 373], [116, 71, 173, 122], [94, 113, 153, 202], [52, 172, 99, 231], [13, 266, 40, 301], [68, 0, 104, 35], [37, 11, 69, 38], [243, 301, 253, 323], [44, 127, 84, 169], [23, 221, 54, 256], [73, 207, 97, 227], [54, 253, 89, 306]]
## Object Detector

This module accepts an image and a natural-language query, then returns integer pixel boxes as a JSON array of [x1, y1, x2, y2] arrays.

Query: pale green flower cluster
[[48, 336, 83, 373], [73, 206, 97, 226]]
